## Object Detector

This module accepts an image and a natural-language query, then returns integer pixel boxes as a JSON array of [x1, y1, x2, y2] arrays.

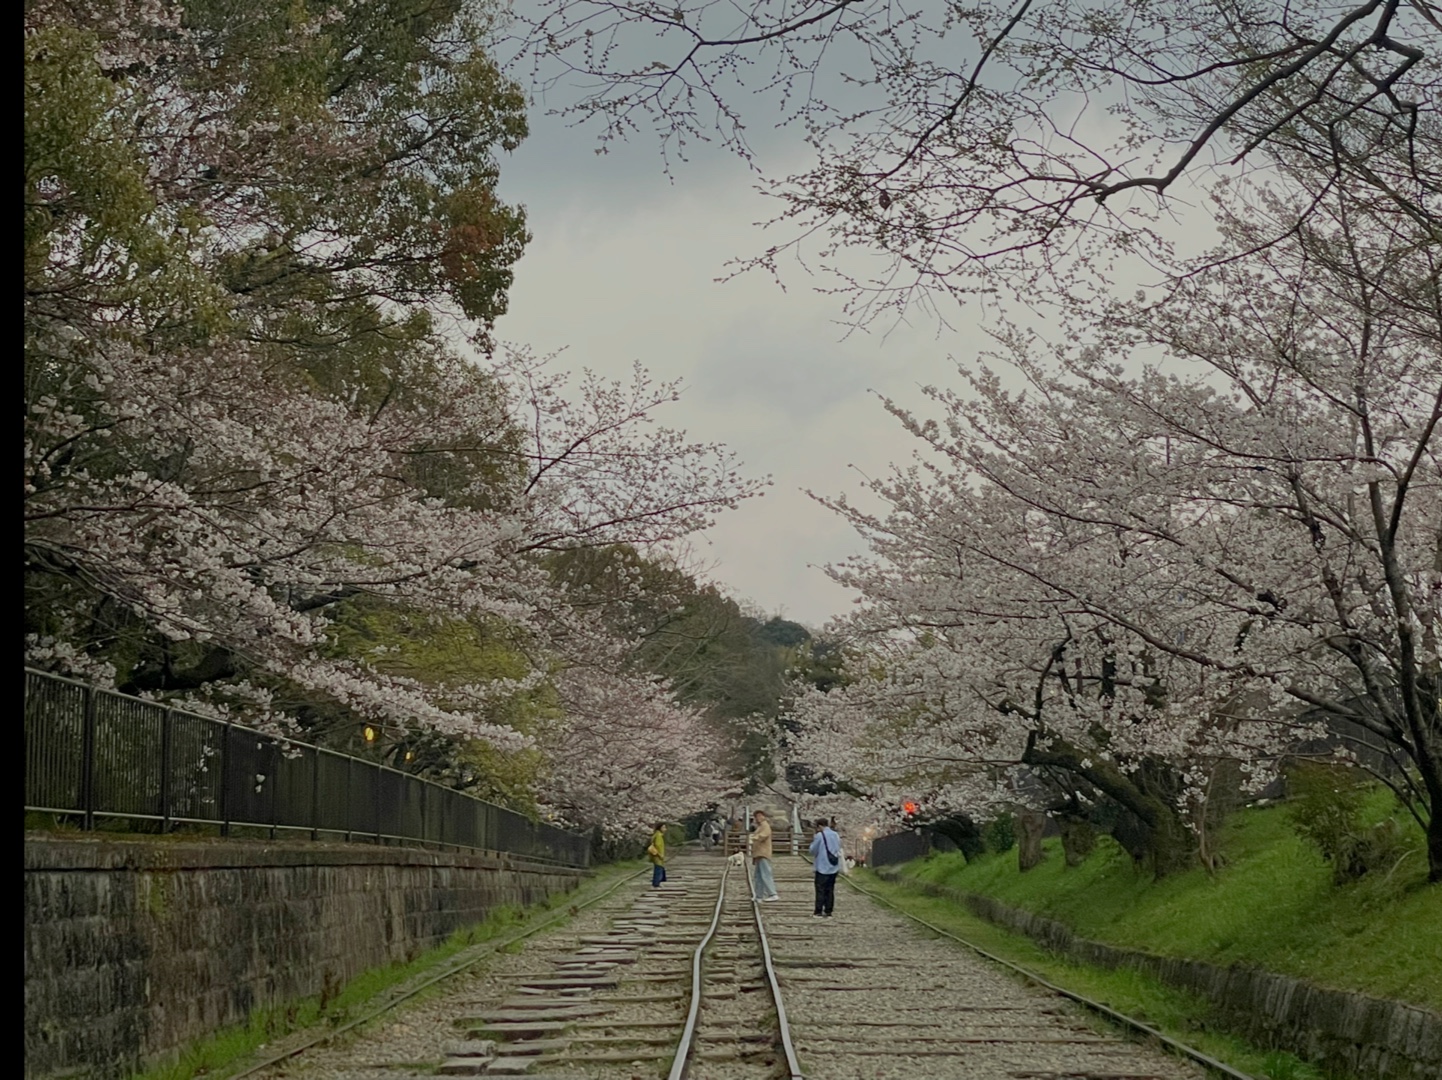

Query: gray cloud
[[492, 91, 975, 626], [692, 316, 870, 418]]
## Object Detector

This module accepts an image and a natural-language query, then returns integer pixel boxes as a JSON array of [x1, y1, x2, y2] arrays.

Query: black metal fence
[[23, 668, 590, 867], [870, 829, 931, 867]]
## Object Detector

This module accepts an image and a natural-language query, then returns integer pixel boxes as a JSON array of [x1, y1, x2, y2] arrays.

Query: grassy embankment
[[132, 860, 647, 1080], [854, 794, 1438, 1080]]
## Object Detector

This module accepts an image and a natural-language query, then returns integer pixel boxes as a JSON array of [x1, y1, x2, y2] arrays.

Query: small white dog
[[727, 852, 745, 868]]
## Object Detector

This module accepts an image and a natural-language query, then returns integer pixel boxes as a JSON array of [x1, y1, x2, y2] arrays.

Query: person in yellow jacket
[[647, 823, 667, 888]]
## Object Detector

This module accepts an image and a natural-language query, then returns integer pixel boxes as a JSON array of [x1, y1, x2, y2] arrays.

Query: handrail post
[[269, 740, 278, 841], [219, 721, 232, 837], [80, 685, 97, 831], [374, 760, 383, 845], [310, 750, 320, 841], [439, 784, 449, 851], [345, 756, 353, 843], [160, 708, 174, 833]]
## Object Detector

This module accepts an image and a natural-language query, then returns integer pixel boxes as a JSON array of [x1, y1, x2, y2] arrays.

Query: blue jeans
[[752, 857, 776, 899], [652, 862, 666, 887]]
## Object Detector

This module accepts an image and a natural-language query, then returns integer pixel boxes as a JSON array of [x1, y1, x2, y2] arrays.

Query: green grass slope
[[892, 800, 1440, 1010]]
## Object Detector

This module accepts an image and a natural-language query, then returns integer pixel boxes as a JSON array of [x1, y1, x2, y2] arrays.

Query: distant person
[[809, 817, 843, 918], [749, 810, 779, 901], [648, 823, 667, 888]]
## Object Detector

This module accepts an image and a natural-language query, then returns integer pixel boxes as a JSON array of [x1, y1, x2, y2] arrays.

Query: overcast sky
[[488, 21, 1229, 630], [491, 96, 1001, 629]]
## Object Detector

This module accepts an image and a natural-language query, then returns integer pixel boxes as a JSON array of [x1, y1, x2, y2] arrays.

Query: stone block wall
[[878, 871, 1441, 1080], [24, 836, 588, 1080]]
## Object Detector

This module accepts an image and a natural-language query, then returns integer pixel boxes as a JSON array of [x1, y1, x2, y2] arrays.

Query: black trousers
[[813, 871, 837, 915]]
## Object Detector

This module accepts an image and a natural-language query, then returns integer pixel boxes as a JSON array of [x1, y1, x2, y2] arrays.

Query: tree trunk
[[1409, 722, 1442, 883], [1427, 804, 1442, 885], [1017, 809, 1047, 871], [930, 814, 985, 863], [1025, 737, 1192, 877], [1145, 809, 1193, 877], [1058, 817, 1096, 867]]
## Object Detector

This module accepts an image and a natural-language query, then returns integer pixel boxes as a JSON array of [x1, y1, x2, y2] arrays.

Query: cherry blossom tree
[[540, 657, 730, 835], [25, 336, 759, 725], [24, 0, 762, 833], [514, 0, 1438, 318], [789, 184, 1441, 877], [546, 542, 836, 789]]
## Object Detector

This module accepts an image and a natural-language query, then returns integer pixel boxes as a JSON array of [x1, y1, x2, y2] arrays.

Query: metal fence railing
[[23, 668, 591, 867], [870, 829, 931, 867]]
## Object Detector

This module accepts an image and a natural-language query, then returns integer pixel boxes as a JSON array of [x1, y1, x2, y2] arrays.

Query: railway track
[[242, 847, 1247, 1080], [763, 854, 1218, 1080], [447, 850, 798, 1079]]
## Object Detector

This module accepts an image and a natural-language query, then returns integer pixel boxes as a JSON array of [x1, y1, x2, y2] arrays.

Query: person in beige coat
[[749, 810, 779, 901]]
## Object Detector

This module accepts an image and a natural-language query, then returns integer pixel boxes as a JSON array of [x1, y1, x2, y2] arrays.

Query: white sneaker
[[762, 895, 780, 902]]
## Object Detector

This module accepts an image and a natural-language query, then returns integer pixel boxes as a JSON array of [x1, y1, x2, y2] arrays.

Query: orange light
[[902, 801, 918, 816], [363, 725, 377, 743]]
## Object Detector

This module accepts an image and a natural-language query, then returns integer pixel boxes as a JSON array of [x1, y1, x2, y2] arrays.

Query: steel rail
[[750, 875, 806, 1080], [228, 865, 649, 1080], [666, 859, 732, 1080], [842, 873, 1255, 1080]]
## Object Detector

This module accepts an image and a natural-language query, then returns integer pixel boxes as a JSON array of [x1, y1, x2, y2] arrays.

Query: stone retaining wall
[[24, 835, 588, 1080], [877, 870, 1441, 1080]]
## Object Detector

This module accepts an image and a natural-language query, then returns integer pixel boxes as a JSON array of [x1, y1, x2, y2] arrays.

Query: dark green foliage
[[1288, 762, 1415, 884], [755, 617, 809, 648], [791, 639, 847, 695], [984, 814, 1016, 854], [1288, 763, 1366, 862]]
